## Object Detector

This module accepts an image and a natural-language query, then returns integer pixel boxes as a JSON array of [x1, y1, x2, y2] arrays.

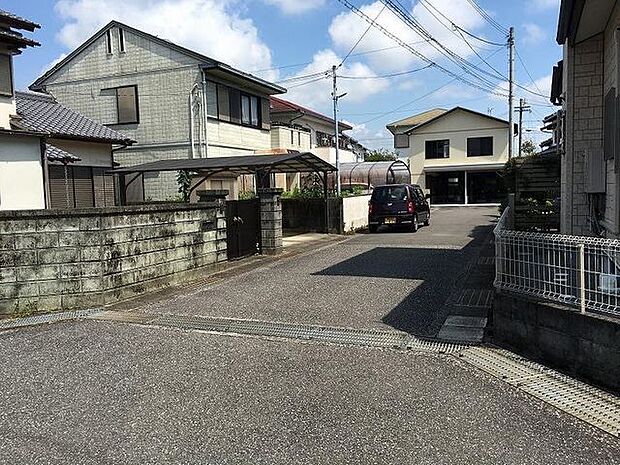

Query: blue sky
[[5, 0, 562, 149]]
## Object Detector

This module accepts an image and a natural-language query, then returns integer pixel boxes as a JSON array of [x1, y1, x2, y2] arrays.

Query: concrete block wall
[[0, 203, 226, 316], [258, 188, 283, 253]]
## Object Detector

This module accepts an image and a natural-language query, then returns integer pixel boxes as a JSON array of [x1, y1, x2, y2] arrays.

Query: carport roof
[[109, 151, 337, 175]]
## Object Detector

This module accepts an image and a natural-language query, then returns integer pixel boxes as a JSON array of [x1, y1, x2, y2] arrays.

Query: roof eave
[[201, 63, 286, 95], [0, 11, 40, 32], [556, 0, 585, 44]]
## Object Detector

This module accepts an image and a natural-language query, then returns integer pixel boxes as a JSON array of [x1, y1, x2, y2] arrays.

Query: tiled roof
[[0, 10, 40, 31], [270, 97, 353, 131], [46, 144, 81, 163], [15, 92, 135, 145]]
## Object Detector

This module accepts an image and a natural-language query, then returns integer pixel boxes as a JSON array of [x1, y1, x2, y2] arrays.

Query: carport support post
[[258, 188, 283, 255]]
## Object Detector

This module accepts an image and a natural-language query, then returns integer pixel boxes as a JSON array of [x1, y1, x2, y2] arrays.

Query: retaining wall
[[0, 203, 227, 316], [493, 291, 620, 392]]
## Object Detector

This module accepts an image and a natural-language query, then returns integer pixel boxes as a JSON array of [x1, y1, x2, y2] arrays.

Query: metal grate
[[460, 346, 620, 437], [95, 311, 466, 353], [0, 309, 102, 331], [455, 289, 494, 308]]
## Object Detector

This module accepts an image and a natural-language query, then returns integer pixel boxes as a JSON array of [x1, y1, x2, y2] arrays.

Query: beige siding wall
[[270, 126, 311, 151], [401, 110, 509, 190], [0, 134, 45, 210], [0, 96, 14, 129], [48, 139, 113, 167]]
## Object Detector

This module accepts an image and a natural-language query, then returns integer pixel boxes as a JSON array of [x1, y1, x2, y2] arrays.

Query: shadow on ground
[[313, 223, 495, 337]]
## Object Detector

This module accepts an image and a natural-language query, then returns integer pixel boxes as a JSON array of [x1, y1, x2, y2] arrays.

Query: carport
[[110, 152, 337, 257]]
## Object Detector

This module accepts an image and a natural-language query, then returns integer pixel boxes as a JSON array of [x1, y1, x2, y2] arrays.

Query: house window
[[0, 54, 13, 96], [240, 93, 260, 127], [108, 85, 139, 124], [425, 139, 450, 159], [298, 131, 301, 146], [206, 81, 218, 118], [467, 136, 493, 157], [290, 130, 294, 145], [394, 134, 409, 149], [118, 28, 126, 53], [105, 29, 113, 54]]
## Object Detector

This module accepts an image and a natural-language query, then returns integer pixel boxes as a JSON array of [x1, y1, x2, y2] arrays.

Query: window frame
[[467, 136, 494, 157], [105, 29, 113, 54], [0, 54, 14, 97], [394, 133, 410, 149], [118, 28, 126, 53], [425, 139, 450, 159], [102, 85, 140, 125]]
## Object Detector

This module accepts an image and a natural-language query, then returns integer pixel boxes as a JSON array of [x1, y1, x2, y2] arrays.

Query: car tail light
[[368, 202, 373, 214], [407, 201, 415, 214]]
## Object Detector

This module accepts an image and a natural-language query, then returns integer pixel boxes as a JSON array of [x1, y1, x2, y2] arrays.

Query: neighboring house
[[30, 21, 286, 201], [269, 96, 368, 191], [387, 107, 511, 205], [270, 97, 364, 164], [555, 0, 620, 237], [0, 10, 133, 210], [539, 110, 564, 156]]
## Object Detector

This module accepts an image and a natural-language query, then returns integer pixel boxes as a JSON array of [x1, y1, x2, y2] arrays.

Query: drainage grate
[[95, 311, 465, 353], [456, 289, 494, 308], [460, 346, 620, 437], [477, 256, 495, 266], [0, 309, 102, 331]]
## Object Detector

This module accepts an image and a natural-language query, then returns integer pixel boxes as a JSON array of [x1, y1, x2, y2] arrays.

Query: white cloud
[[282, 49, 389, 108], [328, 0, 486, 73], [522, 23, 545, 45], [527, 0, 560, 11], [40, 52, 68, 75], [263, 0, 325, 15], [54, 0, 276, 80]]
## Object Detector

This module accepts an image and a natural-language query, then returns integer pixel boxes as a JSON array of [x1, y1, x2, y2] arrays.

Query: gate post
[[257, 187, 283, 255]]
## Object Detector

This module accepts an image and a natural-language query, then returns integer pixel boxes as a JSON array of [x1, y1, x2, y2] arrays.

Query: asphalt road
[[0, 320, 618, 465], [137, 206, 498, 337]]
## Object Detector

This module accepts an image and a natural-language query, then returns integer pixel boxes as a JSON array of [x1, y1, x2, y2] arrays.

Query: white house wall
[[0, 134, 45, 210], [47, 139, 113, 167], [403, 110, 509, 189]]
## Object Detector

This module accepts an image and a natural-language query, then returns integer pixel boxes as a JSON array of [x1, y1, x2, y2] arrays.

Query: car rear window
[[371, 186, 408, 202]]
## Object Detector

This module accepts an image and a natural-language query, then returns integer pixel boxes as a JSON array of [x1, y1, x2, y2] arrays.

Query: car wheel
[[369, 224, 378, 234], [411, 215, 418, 232], [424, 214, 430, 226]]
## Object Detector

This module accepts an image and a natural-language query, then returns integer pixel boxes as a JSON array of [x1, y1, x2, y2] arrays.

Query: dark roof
[[110, 152, 336, 175], [15, 91, 135, 145], [0, 10, 40, 31], [404, 107, 510, 135], [31, 20, 285, 95], [0, 28, 40, 48], [46, 144, 81, 163], [270, 97, 353, 131], [556, 0, 583, 44]]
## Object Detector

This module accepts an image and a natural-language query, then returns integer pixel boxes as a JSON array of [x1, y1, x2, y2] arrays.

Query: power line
[[338, 65, 431, 80], [515, 47, 544, 95], [465, 0, 508, 34], [340, 4, 386, 67]]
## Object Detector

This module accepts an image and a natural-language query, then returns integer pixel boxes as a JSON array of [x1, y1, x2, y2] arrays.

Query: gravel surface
[[0, 320, 618, 465], [137, 207, 498, 337]]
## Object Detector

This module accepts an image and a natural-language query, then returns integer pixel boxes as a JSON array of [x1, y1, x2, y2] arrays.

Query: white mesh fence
[[494, 208, 620, 317]]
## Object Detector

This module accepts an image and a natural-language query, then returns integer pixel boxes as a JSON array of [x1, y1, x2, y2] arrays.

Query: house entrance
[[226, 199, 261, 260]]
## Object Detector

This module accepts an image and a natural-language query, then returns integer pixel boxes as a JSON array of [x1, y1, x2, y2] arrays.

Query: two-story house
[[30, 21, 286, 201], [387, 107, 511, 205], [0, 10, 132, 210]]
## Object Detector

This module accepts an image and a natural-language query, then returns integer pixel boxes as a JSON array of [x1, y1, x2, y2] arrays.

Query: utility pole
[[515, 98, 531, 157], [332, 65, 341, 196], [508, 26, 515, 160]]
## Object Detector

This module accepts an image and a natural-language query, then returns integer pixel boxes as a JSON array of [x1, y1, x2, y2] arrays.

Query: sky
[[4, 0, 562, 150]]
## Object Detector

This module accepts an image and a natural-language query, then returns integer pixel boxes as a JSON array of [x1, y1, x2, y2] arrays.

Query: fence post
[[578, 243, 586, 314]]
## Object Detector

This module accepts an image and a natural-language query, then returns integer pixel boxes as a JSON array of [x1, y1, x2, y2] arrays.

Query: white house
[[0, 10, 133, 211], [387, 107, 511, 205]]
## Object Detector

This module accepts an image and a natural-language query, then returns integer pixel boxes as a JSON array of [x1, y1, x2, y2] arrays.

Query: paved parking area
[[135, 206, 497, 337], [0, 320, 618, 465]]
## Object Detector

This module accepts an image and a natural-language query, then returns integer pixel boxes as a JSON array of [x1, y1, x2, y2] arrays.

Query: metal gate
[[226, 199, 261, 260]]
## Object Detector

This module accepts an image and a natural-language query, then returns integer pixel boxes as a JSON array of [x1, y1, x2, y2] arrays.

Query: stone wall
[[0, 203, 226, 316]]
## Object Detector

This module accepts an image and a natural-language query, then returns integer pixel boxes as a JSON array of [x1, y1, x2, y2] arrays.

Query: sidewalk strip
[[0, 309, 102, 331]]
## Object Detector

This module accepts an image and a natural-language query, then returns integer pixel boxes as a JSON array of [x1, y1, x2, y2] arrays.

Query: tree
[[176, 170, 193, 202], [364, 148, 398, 162], [520, 139, 538, 158]]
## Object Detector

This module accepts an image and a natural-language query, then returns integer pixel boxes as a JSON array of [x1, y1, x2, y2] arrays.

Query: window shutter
[[49, 165, 75, 209], [217, 85, 230, 121], [228, 88, 241, 124], [0, 54, 13, 96], [206, 81, 217, 118], [394, 134, 409, 148], [72, 166, 95, 208], [604, 87, 616, 161], [261, 98, 270, 130]]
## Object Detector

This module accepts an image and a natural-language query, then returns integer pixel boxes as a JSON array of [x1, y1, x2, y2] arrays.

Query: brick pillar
[[258, 188, 283, 254]]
